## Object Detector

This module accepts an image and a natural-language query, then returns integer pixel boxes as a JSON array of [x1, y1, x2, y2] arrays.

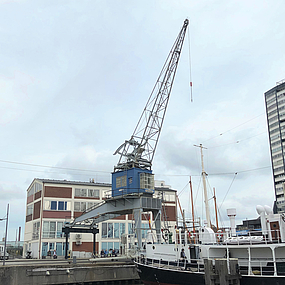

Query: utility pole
[[194, 144, 211, 227], [3, 204, 9, 266]]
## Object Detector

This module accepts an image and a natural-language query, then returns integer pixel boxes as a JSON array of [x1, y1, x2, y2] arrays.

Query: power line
[[202, 112, 265, 143], [157, 165, 271, 177], [208, 132, 267, 149], [210, 166, 271, 176], [0, 159, 271, 178], [0, 165, 111, 178], [0, 159, 110, 174]]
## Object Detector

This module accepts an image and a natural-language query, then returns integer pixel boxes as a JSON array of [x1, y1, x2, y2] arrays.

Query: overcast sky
[[0, 0, 284, 240]]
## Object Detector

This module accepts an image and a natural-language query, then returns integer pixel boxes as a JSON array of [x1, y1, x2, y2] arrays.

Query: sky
[[0, 0, 284, 240]]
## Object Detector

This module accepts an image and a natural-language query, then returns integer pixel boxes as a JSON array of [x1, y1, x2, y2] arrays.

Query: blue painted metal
[[112, 167, 154, 197]]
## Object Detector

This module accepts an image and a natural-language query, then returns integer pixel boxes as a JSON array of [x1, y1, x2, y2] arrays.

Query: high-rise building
[[265, 80, 285, 213]]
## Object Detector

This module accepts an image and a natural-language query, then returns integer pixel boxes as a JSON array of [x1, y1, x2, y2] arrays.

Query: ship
[[134, 147, 285, 285], [134, 204, 285, 285]]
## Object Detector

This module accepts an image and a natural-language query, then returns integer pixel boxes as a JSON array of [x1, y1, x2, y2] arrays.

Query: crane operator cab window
[[140, 173, 154, 193], [116, 175, 127, 188]]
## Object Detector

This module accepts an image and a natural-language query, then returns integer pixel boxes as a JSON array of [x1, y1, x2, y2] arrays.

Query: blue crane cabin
[[112, 168, 154, 197]]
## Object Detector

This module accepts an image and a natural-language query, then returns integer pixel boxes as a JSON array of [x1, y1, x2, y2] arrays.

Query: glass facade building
[[265, 81, 285, 213]]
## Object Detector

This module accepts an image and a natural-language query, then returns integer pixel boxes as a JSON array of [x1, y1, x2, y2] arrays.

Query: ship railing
[[177, 227, 283, 246], [135, 255, 204, 273], [237, 257, 285, 276], [215, 229, 282, 245]]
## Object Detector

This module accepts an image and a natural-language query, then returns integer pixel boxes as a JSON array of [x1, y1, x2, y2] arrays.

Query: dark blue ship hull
[[135, 261, 285, 285]]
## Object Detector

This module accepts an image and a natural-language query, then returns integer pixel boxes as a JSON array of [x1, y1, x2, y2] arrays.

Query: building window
[[57, 222, 63, 238], [87, 202, 95, 210], [28, 182, 42, 197], [58, 201, 67, 210], [51, 201, 57, 210], [35, 182, 42, 193], [142, 223, 149, 239], [27, 204, 33, 216], [271, 134, 281, 141], [114, 223, 119, 238], [81, 202, 86, 212], [101, 242, 119, 254], [75, 188, 87, 197], [44, 201, 69, 211], [128, 223, 134, 235], [267, 103, 277, 111], [101, 242, 107, 251], [102, 222, 125, 239], [49, 242, 55, 251], [88, 189, 99, 198], [102, 223, 107, 238], [272, 146, 282, 153], [42, 241, 66, 257], [274, 166, 285, 172], [74, 201, 98, 212], [43, 221, 64, 239], [273, 153, 283, 160], [74, 202, 80, 211], [28, 184, 35, 197], [120, 223, 125, 237], [32, 222, 40, 240], [75, 188, 99, 198], [273, 159, 283, 167], [266, 93, 275, 101], [108, 223, 113, 238]]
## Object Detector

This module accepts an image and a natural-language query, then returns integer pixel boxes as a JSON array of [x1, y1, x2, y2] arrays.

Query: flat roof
[[265, 81, 285, 95], [28, 178, 176, 192], [34, 178, 111, 187]]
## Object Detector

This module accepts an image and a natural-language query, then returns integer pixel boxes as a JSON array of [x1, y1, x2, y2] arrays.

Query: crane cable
[[187, 21, 193, 102]]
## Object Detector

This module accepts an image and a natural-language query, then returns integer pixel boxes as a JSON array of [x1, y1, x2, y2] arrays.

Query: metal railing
[[135, 255, 204, 273], [176, 228, 283, 246]]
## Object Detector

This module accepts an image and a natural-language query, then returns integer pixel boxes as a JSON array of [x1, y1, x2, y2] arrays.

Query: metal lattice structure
[[114, 19, 189, 171]]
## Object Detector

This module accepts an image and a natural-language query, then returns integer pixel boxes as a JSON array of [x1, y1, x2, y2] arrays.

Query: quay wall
[[0, 261, 140, 285]]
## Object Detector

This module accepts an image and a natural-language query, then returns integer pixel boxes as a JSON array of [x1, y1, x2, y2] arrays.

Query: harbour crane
[[64, 20, 189, 257]]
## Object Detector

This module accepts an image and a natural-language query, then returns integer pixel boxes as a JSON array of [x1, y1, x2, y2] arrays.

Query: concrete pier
[[0, 259, 140, 285]]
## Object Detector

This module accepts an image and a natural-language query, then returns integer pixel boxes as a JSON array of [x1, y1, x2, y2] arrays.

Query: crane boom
[[114, 19, 189, 172]]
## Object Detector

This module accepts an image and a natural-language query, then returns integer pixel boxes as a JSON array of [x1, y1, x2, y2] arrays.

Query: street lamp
[[0, 204, 9, 266]]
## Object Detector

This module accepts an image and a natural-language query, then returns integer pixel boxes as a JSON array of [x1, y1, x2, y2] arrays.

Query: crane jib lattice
[[114, 19, 189, 172]]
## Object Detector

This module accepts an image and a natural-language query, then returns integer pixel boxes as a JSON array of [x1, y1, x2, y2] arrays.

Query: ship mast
[[194, 144, 211, 227]]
